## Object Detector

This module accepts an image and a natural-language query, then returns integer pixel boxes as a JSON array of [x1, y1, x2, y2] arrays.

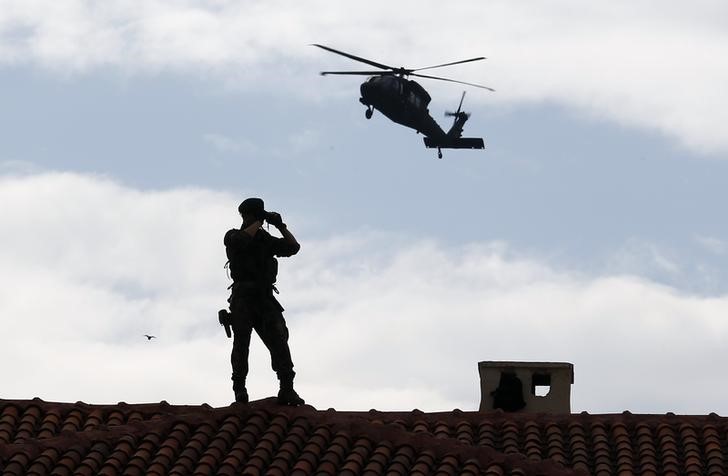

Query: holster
[[218, 309, 233, 338]]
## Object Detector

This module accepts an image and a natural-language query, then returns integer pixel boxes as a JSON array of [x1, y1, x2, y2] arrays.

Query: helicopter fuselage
[[359, 76, 446, 139]]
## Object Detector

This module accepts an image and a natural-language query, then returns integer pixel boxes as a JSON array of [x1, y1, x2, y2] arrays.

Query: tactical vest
[[225, 229, 278, 291]]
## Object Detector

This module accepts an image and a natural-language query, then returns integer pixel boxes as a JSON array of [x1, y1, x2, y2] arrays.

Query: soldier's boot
[[233, 381, 248, 404], [235, 389, 249, 404], [277, 377, 304, 406]]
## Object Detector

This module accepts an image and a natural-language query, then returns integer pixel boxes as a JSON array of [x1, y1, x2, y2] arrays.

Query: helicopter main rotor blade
[[410, 72, 495, 91], [414, 57, 486, 72], [457, 91, 466, 113], [311, 44, 395, 71], [320, 71, 392, 76]]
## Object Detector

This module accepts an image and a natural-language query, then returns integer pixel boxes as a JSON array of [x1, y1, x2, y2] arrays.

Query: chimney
[[478, 361, 574, 414]]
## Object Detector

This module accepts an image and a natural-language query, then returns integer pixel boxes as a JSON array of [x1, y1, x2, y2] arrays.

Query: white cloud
[[203, 132, 240, 153], [2, 171, 728, 414], [1, 1, 727, 154], [287, 128, 321, 153], [0, 160, 45, 175], [695, 235, 727, 256], [607, 238, 681, 276], [202, 132, 258, 155]]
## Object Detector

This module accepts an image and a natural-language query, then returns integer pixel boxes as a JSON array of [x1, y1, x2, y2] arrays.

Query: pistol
[[218, 309, 232, 338]]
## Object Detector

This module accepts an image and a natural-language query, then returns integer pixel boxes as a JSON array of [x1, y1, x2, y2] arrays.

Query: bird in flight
[[144, 334, 156, 340]]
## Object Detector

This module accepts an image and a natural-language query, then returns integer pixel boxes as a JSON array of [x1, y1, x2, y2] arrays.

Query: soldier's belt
[[230, 281, 275, 293]]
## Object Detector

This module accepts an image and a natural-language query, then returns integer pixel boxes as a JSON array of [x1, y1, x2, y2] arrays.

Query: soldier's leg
[[255, 309, 294, 377], [230, 300, 254, 403], [255, 309, 303, 405]]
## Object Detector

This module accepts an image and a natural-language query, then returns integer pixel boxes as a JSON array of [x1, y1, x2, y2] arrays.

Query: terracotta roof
[[1, 398, 726, 475]]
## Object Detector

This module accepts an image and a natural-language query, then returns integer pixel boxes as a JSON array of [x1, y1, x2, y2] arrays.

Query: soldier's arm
[[276, 223, 300, 255], [224, 221, 262, 249], [243, 220, 263, 237], [265, 212, 300, 256]]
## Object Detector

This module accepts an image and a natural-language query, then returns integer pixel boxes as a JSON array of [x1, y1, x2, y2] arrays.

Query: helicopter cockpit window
[[375, 76, 398, 94], [408, 91, 422, 109]]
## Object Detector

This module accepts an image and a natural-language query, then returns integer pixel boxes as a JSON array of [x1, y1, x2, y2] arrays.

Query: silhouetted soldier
[[222, 198, 304, 405]]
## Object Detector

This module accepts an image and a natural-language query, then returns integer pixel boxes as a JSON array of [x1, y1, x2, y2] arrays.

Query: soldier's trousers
[[229, 293, 295, 393]]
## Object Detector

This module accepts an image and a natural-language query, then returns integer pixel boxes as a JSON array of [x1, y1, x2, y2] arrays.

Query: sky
[[1, 0, 728, 414]]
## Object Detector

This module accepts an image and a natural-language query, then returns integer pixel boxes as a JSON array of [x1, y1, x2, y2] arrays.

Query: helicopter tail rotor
[[445, 91, 470, 119]]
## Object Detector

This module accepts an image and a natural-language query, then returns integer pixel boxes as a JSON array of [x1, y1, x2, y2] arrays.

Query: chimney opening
[[531, 373, 551, 397]]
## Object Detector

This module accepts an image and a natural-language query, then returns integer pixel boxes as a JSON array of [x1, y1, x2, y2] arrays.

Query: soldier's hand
[[243, 220, 263, 236], [265, 212, 284, 228]]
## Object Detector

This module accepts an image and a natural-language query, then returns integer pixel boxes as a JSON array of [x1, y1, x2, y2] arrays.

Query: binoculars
[[262, 211, 283, 227]]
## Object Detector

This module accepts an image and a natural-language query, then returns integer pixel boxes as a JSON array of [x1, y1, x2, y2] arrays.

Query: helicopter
[[312, 44, 494, 159]]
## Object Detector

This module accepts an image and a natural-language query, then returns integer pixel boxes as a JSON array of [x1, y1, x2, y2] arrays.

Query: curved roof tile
[[4, 398, 728, 475]]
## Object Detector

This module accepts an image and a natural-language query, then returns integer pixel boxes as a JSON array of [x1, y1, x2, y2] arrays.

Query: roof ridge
[[5, 398, 724, 421]]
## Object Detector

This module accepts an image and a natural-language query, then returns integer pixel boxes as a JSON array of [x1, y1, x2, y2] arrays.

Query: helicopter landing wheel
[[437, 148, 443, 159], [365, 108, 373, 119]]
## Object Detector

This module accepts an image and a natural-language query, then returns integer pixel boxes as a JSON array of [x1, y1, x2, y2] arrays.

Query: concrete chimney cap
[[478, 361, 574, 383]]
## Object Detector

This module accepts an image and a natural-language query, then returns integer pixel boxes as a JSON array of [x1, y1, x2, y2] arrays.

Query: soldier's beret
[[238, 197, 265, 217]]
